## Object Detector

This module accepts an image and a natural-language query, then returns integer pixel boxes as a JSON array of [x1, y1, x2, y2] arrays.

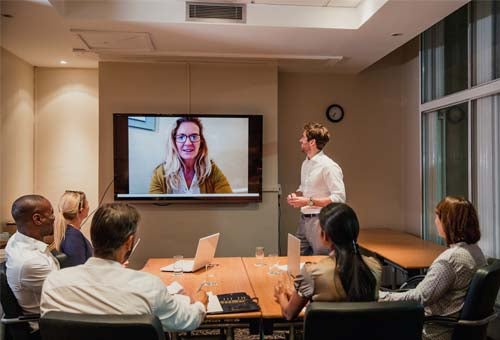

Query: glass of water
[[205, 263, 217, 286], [255, 246, 265, 267], [173, 255, 183, 276], [268, 253, 280, 275]]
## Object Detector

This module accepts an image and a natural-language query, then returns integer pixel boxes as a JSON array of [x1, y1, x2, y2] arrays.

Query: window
[[421, 1, 500, 261], [421, 6, 468, 103], [422, 103, 469, 244]]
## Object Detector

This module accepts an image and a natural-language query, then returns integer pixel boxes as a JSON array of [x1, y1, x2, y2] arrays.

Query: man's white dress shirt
[[6, 232, 60, 315], [41, 257, 206, 332], [298, 151, 346, 214]]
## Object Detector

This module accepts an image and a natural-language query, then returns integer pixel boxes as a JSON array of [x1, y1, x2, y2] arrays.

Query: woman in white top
[[379, 196, 486, 340]]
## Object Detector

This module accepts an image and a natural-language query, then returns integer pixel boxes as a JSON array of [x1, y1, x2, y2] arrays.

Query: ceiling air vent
[[186, 2, 246, 23]]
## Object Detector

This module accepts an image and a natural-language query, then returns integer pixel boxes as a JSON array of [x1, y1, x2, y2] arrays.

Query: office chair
[[0, 262, 40, 340], [303, 301, 424, 340], [40, 311, 166, 340], [424, 258, 500, 340]]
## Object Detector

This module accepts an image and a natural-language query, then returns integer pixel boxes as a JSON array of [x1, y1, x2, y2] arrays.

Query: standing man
[[41, 203, 207, 332], [6, 194, 60, 330], [287, 122, 346, 255]]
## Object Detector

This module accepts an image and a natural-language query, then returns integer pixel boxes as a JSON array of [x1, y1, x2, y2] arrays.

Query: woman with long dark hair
[[274, 203, 381, 320]]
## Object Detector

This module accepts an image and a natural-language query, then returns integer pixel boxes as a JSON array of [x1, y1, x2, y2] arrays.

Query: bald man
[[5, 194, 59, 330]]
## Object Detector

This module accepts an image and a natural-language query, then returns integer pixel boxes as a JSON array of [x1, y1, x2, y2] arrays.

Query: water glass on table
[[205, 263, 217, 287], [255, 246, 265, 267], [268, 253, 280, 275], [173, 255, 183, 276]]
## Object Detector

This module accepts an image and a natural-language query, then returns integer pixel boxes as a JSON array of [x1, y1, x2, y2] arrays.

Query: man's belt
[[302, 213, 319, 218]]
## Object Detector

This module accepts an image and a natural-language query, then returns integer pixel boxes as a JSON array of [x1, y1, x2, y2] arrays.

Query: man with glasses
[[149, 117, 232, 194], [41, 203, 208, 332], [287, 122, 346, 255], [6, 194, 60, 332]]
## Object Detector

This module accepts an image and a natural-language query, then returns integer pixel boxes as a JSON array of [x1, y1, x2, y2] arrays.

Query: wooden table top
[[142, 257, 261, 320], [357, 228, 446, 270], [242, 256, 326, 319]]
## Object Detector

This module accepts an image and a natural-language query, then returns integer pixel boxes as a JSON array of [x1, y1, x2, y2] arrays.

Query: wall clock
[[326, 104, 344, 123]]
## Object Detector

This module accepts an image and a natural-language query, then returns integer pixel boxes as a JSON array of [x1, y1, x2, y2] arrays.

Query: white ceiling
[[0, 0, 468, 73]]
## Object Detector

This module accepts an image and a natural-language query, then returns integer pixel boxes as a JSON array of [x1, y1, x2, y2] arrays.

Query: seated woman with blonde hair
[[274, 203, 382, 320], [54, 190, 93, 267], [379, 196, 487, 340]]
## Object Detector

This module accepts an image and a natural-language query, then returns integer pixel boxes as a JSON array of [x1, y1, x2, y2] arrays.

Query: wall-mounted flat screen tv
[[113, 114, 263, 203]]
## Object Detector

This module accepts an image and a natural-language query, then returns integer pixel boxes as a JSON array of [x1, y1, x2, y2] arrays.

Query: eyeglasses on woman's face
[[175, 133, 200, 143]]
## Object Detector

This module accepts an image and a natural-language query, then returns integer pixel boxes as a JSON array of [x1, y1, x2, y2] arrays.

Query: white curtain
[[423, 111, 445, 243], [472, 1, 494, 85], [474, 95, 500, 259]]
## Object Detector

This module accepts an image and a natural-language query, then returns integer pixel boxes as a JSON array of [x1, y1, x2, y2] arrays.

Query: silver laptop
[[287, 233, 301, 277], [161, 233, 220, 273]]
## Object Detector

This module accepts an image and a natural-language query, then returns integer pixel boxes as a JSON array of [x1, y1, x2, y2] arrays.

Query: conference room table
[[357, 228, 446, 287], [143, 257, 261, 339], [142, 229, 445, 338], [143, 256, 326, 339]]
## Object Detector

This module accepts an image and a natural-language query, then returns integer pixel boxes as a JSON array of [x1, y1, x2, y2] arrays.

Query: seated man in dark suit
[[41, 203, 207, 332], [5, 194, 60, 332]]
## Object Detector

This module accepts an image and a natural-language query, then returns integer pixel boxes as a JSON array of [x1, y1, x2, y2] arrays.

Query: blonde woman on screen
[[54, 190, 93, 267], [149, 117, 232, 194]]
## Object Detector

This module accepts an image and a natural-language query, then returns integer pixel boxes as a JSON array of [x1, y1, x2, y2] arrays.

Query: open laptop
[[287, 233, 301, 277], [161, 233, 220, 273]]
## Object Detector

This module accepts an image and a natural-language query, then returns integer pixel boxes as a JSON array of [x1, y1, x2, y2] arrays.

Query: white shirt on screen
[[41, 257, 206, 332], [6, 232, 60, 315], [298, 151, 346, 214]]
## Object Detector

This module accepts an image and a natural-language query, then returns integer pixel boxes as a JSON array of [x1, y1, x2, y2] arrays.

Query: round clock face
[[326, 104, 344, 123]]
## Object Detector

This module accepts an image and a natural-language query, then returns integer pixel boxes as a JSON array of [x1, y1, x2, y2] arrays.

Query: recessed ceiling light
[[60, 60, 68, 65], [391, 33, 403, 37]]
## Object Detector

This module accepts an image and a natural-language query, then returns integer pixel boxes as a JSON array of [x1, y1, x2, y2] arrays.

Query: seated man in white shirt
[[6, 195, 59, 317], [41, 203, 208, 333]]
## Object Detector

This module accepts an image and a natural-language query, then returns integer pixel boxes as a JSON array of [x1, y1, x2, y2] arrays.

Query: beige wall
[[34, 68, 99, 239], [278, 38, 420, 251], [399, 38, 421, 236], [99, 62, 279, 268], [0, 48, 34, 228]]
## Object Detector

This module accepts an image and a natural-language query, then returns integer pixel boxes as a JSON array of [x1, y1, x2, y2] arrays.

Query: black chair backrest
[[304, 301, 424, 340], [452, 258, 500, 340], [40, 311, 166, 340], [0, 262, 34, 340]]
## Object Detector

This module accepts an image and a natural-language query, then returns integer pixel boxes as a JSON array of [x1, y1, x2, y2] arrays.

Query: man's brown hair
[[304, 122, 330, 150]]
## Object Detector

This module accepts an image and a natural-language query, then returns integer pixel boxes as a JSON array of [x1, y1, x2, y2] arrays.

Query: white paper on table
[[167, 281, 184, 295], [277, 262, 305, 272], [207, 291, 223, 313]]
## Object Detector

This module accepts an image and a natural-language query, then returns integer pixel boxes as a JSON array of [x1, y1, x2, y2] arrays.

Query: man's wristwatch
[[308, 197, 314, 207]]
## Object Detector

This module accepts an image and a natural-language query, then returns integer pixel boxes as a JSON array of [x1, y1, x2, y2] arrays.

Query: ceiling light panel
[[71, 30, 155, 52]]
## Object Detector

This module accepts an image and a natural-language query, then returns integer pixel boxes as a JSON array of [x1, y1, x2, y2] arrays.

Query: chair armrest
[[1, 313, 40, 324], [424, 315, 458, 326], [425, 312, 498, 327], [400, 275, 426, 290]]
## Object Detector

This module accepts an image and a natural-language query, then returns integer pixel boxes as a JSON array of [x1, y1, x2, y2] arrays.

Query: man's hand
[[287, 193, 308, 208], [193, 289, 208, 308]]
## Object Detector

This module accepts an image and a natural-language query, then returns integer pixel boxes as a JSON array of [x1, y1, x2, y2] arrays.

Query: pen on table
[[196, 282, 206, 293]]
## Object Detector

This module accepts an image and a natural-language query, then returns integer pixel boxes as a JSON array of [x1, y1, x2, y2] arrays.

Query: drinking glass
[[205, 263, 217, 286], [255, 246, 265, 267], [173, 255, 183, 276], [268, 253, 280, 275]]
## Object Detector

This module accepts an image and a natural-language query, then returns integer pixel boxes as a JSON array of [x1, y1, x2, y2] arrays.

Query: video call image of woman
[[149, 117, 233, 194]]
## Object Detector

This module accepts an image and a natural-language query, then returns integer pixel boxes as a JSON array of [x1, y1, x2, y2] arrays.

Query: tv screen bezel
[[113, 113, 263, 203]]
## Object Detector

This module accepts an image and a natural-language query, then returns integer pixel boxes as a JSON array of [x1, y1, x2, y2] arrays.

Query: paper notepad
[[172, 290, 223, 314]]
